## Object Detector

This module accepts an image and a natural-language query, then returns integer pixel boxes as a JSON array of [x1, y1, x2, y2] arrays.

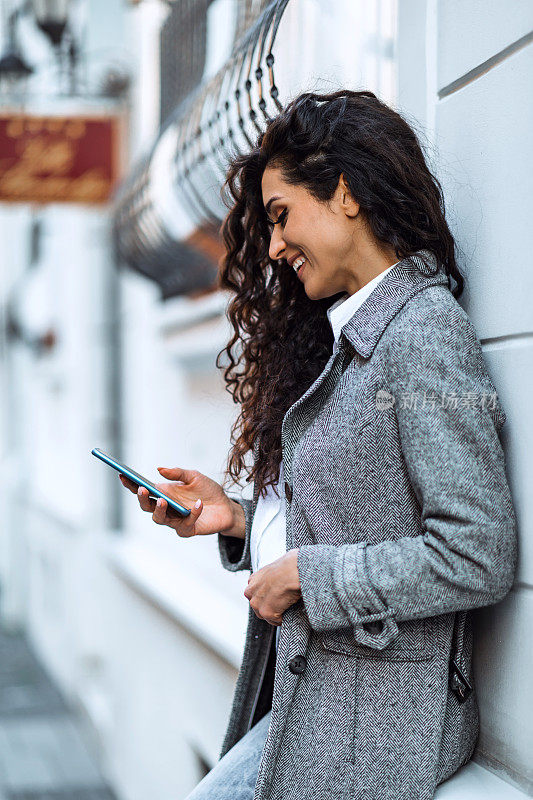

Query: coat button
[[284, 481, 293, 502], [363, 620, 384, 635], [289, 655, 306, 674], [361, 606, 384, 635]]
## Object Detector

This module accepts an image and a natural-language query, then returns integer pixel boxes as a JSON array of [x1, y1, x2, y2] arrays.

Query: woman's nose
[[269, 228, 286, 261]]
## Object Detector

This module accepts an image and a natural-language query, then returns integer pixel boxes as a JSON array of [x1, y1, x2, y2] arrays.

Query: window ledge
[[106, 535, 248, 670], [435, 760, 530, 799], [157, 289, 228, 335]]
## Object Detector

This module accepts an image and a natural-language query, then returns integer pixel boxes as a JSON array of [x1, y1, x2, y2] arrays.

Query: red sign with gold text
[[0, 114, 122, 204]]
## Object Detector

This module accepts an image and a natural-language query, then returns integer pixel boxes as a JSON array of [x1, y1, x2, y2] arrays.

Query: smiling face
[[261, 165, 398, 301], [261, 165, 357, 301]]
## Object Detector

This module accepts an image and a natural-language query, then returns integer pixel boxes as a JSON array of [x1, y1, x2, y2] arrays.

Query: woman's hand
[[244, 548, 302, 626], [118, 467, 244, 539]]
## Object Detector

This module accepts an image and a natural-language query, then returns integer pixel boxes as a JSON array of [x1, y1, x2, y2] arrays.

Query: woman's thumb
[[158, 466, 192, 482]]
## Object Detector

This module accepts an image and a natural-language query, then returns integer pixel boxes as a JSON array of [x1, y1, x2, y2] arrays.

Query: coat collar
[[337, 249, 450, 359]]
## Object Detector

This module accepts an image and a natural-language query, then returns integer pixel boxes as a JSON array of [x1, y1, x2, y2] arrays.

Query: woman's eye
[[276, 209, 288, 227], [268, 209, 289, 233], [265, 208, 288, 235]]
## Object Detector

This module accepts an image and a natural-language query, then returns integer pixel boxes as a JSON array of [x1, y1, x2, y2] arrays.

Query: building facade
[[0, 1, 531, 799]]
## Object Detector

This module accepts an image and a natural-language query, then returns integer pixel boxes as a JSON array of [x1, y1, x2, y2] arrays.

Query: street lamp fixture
[[31, 0, 71, 48], [0, 10, 34, 100], [31, 0, 78, 94], [0, 51, 33, 80]]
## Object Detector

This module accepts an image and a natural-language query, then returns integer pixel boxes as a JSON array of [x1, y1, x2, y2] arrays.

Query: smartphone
[[91, 448, 191, 517]]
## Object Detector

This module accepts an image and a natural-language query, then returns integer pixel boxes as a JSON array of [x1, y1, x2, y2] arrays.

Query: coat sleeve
[[297, 304, 518, 649], [218, 496, 254, 572]]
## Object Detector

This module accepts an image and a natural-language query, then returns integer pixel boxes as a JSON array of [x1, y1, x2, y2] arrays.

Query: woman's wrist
[[286, 548, 302, 594], [222, 499, 246, 540]]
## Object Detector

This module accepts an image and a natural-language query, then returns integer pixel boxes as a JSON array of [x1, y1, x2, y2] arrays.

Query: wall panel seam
[[481, 332, 533, 350], [438, 30, 533, 99]]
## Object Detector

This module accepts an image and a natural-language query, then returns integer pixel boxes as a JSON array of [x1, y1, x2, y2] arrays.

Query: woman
[[119, 91, 517, 800]]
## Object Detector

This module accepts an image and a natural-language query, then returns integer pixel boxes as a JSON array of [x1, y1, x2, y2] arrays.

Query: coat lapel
[[281, 250, 450, 480], [340, 249, 449, 358]]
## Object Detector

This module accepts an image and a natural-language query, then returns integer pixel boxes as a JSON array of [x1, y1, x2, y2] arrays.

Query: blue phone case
[[91, 448, 191, 517]]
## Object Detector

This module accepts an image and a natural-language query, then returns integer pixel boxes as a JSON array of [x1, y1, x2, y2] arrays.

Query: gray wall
[[398, 1, 533, 793]]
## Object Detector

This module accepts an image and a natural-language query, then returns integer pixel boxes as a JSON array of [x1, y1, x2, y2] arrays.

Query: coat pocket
[[321, 617, 432, 661], [347, 655, 447, 791]]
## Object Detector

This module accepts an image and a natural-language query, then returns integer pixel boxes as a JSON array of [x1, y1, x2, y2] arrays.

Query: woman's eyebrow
[[264, 195, 282, 216]]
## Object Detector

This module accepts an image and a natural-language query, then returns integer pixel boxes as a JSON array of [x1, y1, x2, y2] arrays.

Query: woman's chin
[[304, 282, 328, 301], [300, 270, 332, 301], [300, 275, 316, 299]]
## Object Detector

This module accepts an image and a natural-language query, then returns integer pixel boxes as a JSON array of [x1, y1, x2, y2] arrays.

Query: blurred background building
[[0, 1, 531, 798]]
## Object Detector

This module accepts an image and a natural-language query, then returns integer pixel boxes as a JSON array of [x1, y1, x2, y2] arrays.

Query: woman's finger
[[152, 497, 168, 525], [171, 497, 203, 537], [119, 474, 139, 494], [157, 466, 197, 484], [137, 486, 155, 512]]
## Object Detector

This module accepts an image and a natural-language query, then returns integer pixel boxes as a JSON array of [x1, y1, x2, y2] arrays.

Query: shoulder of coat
[[381, 284, 480, 353]]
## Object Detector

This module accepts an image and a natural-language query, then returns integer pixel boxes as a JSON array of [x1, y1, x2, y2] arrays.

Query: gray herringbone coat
[[218, 250, 517, 800]]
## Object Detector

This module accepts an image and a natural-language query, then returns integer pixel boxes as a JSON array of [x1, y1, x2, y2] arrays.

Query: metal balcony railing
[[113, 0, 290, 299]]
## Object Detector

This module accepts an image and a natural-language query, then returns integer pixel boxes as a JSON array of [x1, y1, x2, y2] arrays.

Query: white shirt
[[250, 262, 398, 649]]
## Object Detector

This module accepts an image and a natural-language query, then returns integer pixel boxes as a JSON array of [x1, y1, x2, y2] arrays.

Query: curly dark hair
[[216, 89, 464, 499]]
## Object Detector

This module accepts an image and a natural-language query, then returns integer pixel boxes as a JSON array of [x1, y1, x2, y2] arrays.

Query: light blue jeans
[[184, 710, 271, 799]]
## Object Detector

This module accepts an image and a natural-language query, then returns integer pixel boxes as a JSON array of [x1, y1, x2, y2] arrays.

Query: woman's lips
[[296, 260, 306, 280], [291, 254, 307, 279]]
